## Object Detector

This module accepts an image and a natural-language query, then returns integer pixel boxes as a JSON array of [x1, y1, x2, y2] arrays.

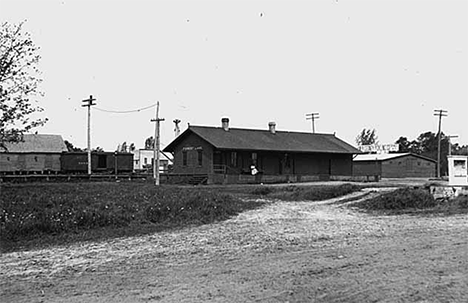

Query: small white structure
[[132, 149, 173, 172], [447, 155, 468, 186]]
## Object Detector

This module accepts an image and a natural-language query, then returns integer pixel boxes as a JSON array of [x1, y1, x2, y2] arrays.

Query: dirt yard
[[1, 188, 467, 303]]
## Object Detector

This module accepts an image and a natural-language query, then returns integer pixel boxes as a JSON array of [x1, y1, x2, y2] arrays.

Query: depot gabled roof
[[353, 152, 437, 163], [164, 125, 361, 154], [1, 134, 68, 153]]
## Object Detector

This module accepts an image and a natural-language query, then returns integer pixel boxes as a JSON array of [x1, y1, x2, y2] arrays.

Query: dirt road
[[1, 189, 467, 303]]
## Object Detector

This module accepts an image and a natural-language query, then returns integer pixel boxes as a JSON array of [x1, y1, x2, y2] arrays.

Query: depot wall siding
[[171, 135, 214, 174], [353, 154, 436, 178], [382, 155, 435, 178]]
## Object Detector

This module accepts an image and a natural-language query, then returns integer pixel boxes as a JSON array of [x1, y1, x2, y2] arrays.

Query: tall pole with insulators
[[306, 113, 320, 133], [434, 109, 448, 178], [82, 95, 96, 175], [151, 102, 165, 185], [173, 119, 181, 137]]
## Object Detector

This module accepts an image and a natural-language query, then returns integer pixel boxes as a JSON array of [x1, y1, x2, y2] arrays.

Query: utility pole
[[434, 109, 448, 178], [173, 119, 181, 137], [306, 113, 320, 133], [150, 102, 165, 186], [82, 95, 97, 175]]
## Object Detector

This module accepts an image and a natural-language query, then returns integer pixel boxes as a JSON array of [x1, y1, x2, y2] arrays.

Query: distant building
[[132, 149, 173, 172], [353, 153, 436, 178], [0, 134, 67, 173], [163, 118, 361, 184]]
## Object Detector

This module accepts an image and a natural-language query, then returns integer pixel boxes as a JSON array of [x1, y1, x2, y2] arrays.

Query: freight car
[[60, 152, 134, 173]]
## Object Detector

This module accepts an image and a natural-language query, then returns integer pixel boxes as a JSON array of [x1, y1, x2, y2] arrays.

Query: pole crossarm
[[306, 113, 320, 133]]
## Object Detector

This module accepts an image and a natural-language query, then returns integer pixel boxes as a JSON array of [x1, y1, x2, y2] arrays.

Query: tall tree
[[356, 128, 378, 146], [0, 21, 47, 150]]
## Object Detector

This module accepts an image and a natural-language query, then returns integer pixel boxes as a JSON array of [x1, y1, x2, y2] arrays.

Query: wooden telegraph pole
[[306, 113, 320, 133], [434, 109, 447, 178], [82, 95, 97, 175], [151, 102, 165, 185]]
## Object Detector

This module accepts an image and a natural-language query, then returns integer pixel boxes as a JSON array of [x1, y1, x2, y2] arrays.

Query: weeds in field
[[0, 183, 262, 251]]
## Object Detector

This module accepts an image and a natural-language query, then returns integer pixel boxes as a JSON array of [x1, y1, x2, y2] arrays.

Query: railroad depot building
[[0, 134, 68, 174], [353, 153, 437, 178], [163, 118, 361, 184]]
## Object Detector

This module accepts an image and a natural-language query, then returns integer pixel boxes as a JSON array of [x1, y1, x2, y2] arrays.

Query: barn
[[163, 118, 361, 184], [353, 153, 436, 178], [0, 134, 68, 174]]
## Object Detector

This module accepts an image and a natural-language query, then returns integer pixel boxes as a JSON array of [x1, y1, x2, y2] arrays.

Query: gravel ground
[[1, 188, 467, 303]]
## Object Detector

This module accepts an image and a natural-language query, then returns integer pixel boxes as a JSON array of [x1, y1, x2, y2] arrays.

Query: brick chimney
[[221, 117, 230, 131], [268, 122, 276, 134]]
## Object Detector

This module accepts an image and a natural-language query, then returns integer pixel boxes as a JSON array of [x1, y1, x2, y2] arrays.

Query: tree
[[356, 128, 378, 146], [395, 131, 450, 175], [0, 21, 47, 150], [64, 140, 83, 152], [452, 143, 468, 156], [120, 141, 128, 152], [145, 136, 154, 149]]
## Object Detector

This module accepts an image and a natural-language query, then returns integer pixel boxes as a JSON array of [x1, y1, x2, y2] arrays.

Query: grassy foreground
[[0, 182, 360, 252], [0, 182, 263, 252]]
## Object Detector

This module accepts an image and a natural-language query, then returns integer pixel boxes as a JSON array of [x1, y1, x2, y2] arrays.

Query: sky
[[2, 0, 467, 151]]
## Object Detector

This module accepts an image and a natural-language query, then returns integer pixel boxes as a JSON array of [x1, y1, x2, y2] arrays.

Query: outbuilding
[[0, 134, 68, 174], [353, 152, 436, 178], [163, 118, 361, 184]]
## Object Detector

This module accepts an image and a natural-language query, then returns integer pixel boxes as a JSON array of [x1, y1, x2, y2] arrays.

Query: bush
[[353, 187, 437, 212], [269, 184, 359, 201]]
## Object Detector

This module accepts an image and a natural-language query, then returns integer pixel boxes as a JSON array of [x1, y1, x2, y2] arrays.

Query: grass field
[[0, 182, 360, 252]]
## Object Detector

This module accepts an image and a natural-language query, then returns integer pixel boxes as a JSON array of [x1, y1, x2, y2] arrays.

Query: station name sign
[[358, 144, 399, 153], [182, 146, 203, 151]]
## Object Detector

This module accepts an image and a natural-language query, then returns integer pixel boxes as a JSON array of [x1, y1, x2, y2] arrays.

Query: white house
[[132, 149, 173, 172]]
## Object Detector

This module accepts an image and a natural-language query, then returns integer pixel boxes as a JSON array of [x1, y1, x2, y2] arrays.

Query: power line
[[94, 103, 156, 114]]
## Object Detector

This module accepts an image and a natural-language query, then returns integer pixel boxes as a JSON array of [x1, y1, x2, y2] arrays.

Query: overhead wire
[[94, 103, 156, 114]]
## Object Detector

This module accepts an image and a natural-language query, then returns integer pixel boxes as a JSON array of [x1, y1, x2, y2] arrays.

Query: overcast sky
[[2, 0, 467, 151]]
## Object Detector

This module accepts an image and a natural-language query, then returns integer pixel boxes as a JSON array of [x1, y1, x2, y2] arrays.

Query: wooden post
[[151, 102, 165, 185], [82, 95, 97, 175]]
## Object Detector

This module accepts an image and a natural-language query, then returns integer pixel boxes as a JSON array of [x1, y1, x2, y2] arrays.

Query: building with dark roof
[[353, 152, 436, 178], [163, 118, 361, 184], [0, 134, 68, 173]]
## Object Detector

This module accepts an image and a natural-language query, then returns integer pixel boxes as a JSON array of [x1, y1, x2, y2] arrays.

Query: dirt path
[[1, 189, 467, 303]]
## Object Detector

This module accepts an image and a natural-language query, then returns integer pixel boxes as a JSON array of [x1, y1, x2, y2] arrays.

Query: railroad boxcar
[[60, 152, 134, 173]]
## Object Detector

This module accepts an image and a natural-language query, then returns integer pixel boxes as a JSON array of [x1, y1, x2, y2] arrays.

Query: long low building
[[0, 134, 68, 173], [353, 152, 436, 178], [163, 118, 361, 184]]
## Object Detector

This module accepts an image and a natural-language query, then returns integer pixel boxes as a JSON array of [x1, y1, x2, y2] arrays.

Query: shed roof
[[164, 125, 361, 154], [354, 153, 436, 163], [1, 134, 68, 153]]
